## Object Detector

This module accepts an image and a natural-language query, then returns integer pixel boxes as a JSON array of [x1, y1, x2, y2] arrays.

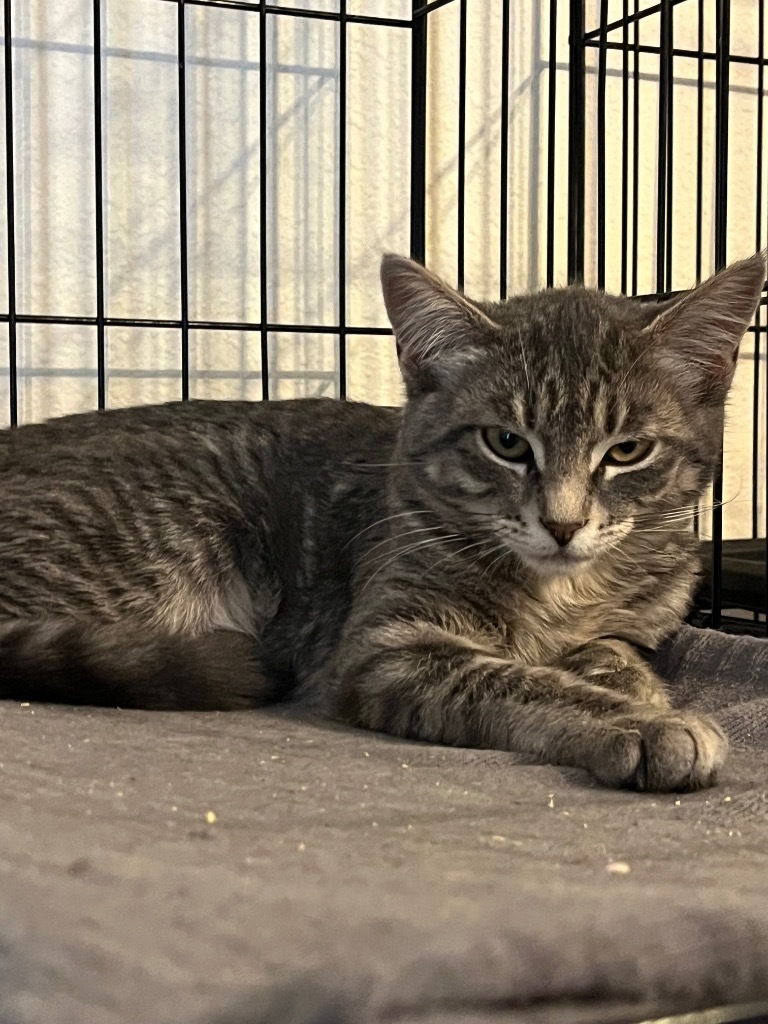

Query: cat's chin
[[523, 551, 594, 578]]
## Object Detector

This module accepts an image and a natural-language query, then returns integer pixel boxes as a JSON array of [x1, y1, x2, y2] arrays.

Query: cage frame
[[1, 0, 766, 633]]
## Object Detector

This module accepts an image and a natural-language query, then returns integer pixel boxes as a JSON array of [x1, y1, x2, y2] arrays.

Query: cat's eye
[[602, 439, 653, 466], [482, 428, 533, 463]]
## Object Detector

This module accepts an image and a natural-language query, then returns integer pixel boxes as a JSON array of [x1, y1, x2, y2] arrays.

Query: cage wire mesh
[[570, 0, 768, 633], [0, 0, 765, 632]]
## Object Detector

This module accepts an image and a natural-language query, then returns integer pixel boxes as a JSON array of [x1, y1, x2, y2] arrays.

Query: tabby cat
[[0, 253, 764, 791]]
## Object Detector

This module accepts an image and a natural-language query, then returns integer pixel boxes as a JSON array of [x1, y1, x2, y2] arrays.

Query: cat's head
[[381, 253, 765, 576]]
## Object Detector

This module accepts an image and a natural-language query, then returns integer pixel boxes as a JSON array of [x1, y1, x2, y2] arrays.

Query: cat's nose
[[540, 519, 588, 547]]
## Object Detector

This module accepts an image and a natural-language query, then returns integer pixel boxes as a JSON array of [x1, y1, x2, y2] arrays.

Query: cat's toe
[[594, 711, 727, 792]]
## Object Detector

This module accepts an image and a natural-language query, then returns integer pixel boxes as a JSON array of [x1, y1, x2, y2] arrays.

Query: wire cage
[[568, 0, 768, 634], [0, 0, 765, 633]]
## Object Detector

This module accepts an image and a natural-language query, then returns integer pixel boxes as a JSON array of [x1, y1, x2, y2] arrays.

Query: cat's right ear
[[639, 252, 766, 402], [380, 254, 496, 389]]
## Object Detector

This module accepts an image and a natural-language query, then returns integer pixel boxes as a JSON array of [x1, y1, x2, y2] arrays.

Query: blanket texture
[[1, 626, 768, 1024]]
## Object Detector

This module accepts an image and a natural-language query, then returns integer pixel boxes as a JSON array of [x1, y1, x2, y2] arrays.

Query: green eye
[[603, 439, 653, 466], [482, 427, 533, 463]]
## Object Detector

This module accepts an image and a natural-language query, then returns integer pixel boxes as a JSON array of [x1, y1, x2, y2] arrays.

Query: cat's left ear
[[641, 252, 766, 401], [380, 254, 498, 390]]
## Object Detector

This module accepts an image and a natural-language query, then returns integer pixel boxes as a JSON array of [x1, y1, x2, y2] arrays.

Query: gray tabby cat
[[0, 253, 764, 792]]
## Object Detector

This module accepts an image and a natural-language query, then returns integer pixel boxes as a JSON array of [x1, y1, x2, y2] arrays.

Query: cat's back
[[0, 397, 400, 472], [0, 397, 401, 630]]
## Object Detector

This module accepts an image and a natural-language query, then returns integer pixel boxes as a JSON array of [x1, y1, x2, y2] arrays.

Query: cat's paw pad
[[595, 710, 727, 792]]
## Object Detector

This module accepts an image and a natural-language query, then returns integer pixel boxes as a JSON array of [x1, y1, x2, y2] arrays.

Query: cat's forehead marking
[[604, 394, 629, 437], [593, 393, 610, 434], [594, 389, 629, 438], [510, 396, 527, 428], [525, 430, 546, 471]]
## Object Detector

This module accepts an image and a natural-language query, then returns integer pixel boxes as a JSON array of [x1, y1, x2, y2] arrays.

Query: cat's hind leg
[[0, 620, 272, 710]]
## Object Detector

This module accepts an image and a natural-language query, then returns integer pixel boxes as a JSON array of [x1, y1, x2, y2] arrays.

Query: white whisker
[[361, 534, 460, 592], [482, 542, 516, 579], [362, 525, 445, 560], [517, 330, 532, 394], [423, 538, 497, 577], [341, 509, 434, 551], [342, 461, 424, 469]]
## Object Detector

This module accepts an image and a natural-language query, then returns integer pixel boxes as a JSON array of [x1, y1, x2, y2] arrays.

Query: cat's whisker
[[692, 498, 750, 516], [634, 507, 698, 520], [517, 333, 532, 395], [632, 518, 700, 529], [631, 511, 732, 529], [342, 461, 424, 469], [361, 535, 463, 589], [482, 542, 517, 579], [341, 509, 434, 551], [616, 546, 683, 561], [362, 525, 447, 560], [631, 503, 750, 531], [633, 493, 748, 523], [632, 509, 699, 524], [423, 538, 498, 577], [632, 528, 694, 536], [360, 534, 461, 592], [361, 533, 445, 572]]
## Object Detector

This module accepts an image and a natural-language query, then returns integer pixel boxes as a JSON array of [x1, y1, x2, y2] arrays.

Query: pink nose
[[540, 519, 587, 547]]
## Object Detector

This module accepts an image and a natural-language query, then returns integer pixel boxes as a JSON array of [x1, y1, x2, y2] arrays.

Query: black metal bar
[[157, 0, 412, 29], [664, 2, 673, 294], [14, 366, 340, 382], [413, 0, 455, 16], [695, 0, 704, 285], [567, 0, 585, 283], [582, 40, 768, 67], [582, 0, 688, 42], [338, 0, 346, 399], [259, 0, 269, 399], [500, 0, 510, 297], [9, 315, 762, 339], [545, 0, 557, 290], [711, 0, 731, 629], [714, 9, 730, 272], [0, 312, 394, 334], [758, 0, 767, 630], [17, 369, 344, 387], [754, 0, 764, 546], [655, 0, 671, 295], [457, 0, 466, 290], [178, 0, 190, 399], [93, 0, 106, 409], [691, 0, 704, 540], [410, 0, 428, 263], [3, 0, 16, 425], [596, 0, 608, 290], [631, 0, 639, 295], [630, 287, 762, 304], [620, 0, 628, 295]]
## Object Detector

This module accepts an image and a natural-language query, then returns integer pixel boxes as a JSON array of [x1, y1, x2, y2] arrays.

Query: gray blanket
[[2, 626, 768, 1024]]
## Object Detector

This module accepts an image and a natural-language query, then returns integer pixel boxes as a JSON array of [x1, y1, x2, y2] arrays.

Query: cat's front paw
[[593, 709, 727, 792]]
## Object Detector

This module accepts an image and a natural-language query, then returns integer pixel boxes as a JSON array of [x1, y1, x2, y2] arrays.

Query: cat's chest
[[492, 565, 686, 663], [494, 578, 610, 663]]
